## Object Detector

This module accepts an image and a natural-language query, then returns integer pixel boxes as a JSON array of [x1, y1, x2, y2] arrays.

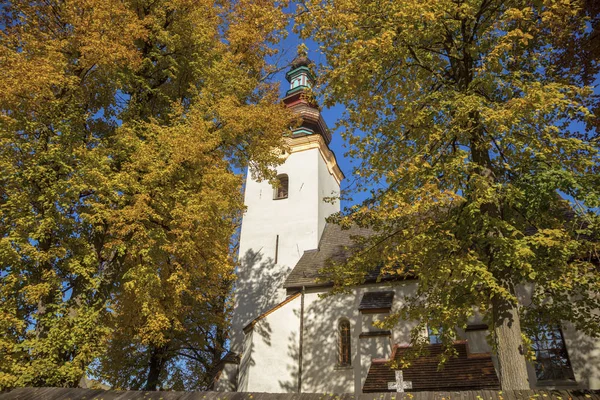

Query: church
[[214, 55, 600, 394]]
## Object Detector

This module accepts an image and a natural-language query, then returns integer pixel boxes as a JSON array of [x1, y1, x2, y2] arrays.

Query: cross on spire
[[388, 370, 412, 393]]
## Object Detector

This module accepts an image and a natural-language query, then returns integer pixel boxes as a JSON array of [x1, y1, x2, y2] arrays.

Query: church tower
[[227, 53, 344, 388]]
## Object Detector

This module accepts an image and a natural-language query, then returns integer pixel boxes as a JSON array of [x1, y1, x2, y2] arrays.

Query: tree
[[549, 0, 600, 133], [299, 0, 600, 390], [0, 0, 292, 390]]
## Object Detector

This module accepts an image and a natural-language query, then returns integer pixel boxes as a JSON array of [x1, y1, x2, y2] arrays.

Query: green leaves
[[301, 0, 600, 379]]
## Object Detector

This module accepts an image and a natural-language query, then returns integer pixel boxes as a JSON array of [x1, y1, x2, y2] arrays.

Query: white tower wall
[[231, 146, 341, 355]]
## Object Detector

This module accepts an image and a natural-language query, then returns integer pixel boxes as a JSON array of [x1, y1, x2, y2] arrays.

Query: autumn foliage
[[0, 0, 292, 390], [300, 0, 600, 390]]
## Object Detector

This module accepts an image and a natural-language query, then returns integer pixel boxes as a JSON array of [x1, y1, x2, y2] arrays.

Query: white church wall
[[300, 282, 419, 394], [516, 284, 600, 390], [317, 148, 341, 240], [461, 329, 492, 354], [297, 281, 503, 394], [238, 274, 600, 394], [215, 363, 238, 392], [386, 284, 419, 347], [238, 329, 254, 392], [231, 148, 333, 355], [359, 337, 391, 389], [300, 289, 358, 393], [242, 295, 302, 393], [457, 310, 493, 354], [561, 320, 600, 390]]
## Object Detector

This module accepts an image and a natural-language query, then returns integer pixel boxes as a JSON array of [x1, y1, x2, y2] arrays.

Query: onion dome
[[290, 54, 312, 70]]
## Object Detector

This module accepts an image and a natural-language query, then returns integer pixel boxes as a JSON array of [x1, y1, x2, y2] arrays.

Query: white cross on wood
[[388, 370, 412, 392]]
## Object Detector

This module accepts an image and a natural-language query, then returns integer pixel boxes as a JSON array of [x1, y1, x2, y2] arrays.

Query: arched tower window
[[274, 174, 288, 200], [338, 319, 351, 366]]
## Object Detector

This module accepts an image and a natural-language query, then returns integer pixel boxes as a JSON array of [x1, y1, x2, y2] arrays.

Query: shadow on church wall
[[233, 248, 292, 391], [563, 323, 600, 389], [278, 290, 356, 393], [276, 284, 418, 393], [278, 331, 300, 392], [233, 248, 290, 344]]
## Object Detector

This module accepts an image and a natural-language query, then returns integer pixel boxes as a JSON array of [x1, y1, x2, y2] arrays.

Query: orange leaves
[[1, 0, 292, 390]]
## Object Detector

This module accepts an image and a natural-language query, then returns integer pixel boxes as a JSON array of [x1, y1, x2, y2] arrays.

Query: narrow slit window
[[274, 174, 289, 200], [338, 319, 351, 366]]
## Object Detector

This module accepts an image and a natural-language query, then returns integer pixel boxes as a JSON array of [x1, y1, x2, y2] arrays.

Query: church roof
[[284, 223, 376, 289], [363, 341, 500, 393], [243, 292, 302, 333], [285, 202, 590, 290]]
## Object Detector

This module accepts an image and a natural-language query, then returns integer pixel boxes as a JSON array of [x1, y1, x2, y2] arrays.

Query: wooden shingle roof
[[284, 223, 375, 289], [363, 342, 500, 393]]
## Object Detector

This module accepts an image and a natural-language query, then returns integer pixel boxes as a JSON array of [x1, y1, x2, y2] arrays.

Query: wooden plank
[[486, 389, 500, 400], [584, 390, 600, 400], [498, 389, 512, 400], [2, 388, 600, 400]]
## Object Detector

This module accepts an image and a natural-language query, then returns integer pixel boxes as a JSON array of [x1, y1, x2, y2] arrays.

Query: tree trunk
[[468, 117, 530, 390], [492, 295, 530, 390], [144, 345, 166, 391]]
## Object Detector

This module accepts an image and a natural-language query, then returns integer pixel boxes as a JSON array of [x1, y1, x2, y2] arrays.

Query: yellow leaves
[[503, 7, 534, 22], [1, 0, 291, 389], [20, 270, 59, 306], [137, 309, 172, 347], [541, 0, 582, 24], [224, 0, 288, 71], [422, 11, 436, 21], [528, 229, 570, 249], [63, 0, 146, 68], [0, 0, 145, 111]]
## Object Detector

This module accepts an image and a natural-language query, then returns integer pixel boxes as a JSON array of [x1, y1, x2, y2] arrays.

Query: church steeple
[[285, 52, 314, 96], [226, 47, 344, 391], [283, 50, 332, 145]]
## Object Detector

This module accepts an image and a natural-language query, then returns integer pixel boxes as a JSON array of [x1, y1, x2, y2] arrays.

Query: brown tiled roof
[[284, 223, 376, 288], [363, 342, 500, 393], [359, 291, 395, 313]]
